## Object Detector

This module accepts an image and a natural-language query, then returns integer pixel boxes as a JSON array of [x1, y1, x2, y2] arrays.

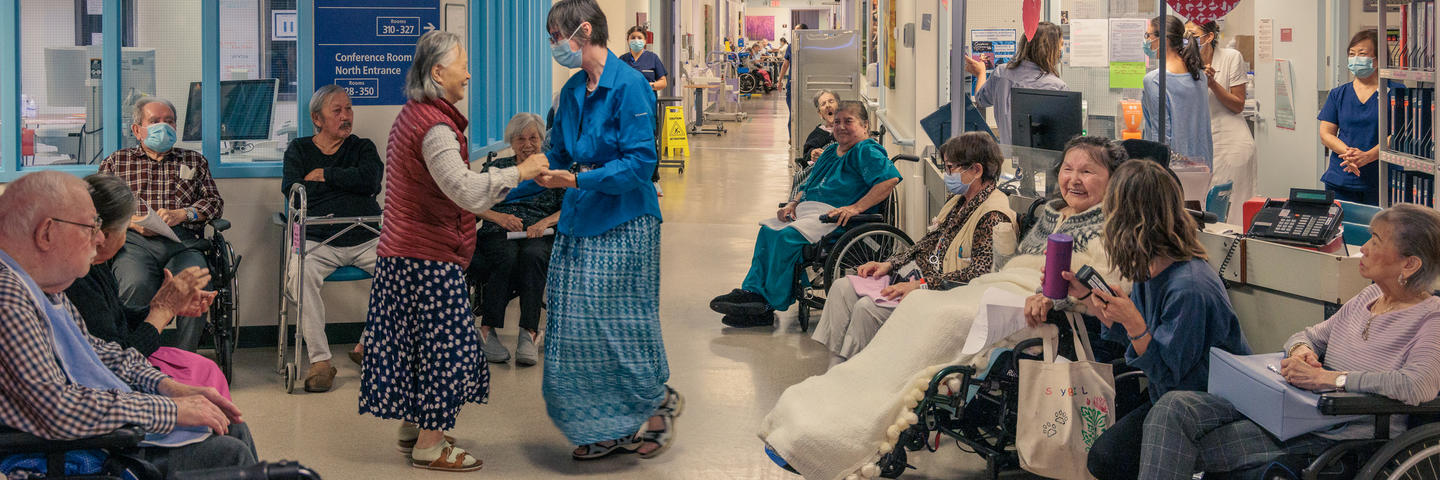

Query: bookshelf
[[1379, 0, 1439, 208]]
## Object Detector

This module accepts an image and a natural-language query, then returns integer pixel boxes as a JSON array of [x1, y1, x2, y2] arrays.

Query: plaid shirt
[[99, 146, 224, 232], [0, 261, 177, 440]]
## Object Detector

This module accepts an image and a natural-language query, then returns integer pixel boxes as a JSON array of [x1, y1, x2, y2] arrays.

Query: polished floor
[[230, 95, 1020, 479]]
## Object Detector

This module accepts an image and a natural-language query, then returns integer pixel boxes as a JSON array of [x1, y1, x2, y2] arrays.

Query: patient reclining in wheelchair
[[1136, 204, 1440, 480], [812, 132, 1015, 365], [711, 100, 902, 328], [0, 172, 257, 477]]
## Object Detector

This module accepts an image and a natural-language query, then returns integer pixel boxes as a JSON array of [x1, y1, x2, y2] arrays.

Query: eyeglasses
[[944, 163, 974, 174], [1144, 32, 1158, 40], [50, 215, 103, 237]]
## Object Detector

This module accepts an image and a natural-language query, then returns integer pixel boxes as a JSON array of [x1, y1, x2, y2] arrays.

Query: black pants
[[112, 228, 210, 352], [1088, 399, 1153, 480], [468, 233, 553, 331]]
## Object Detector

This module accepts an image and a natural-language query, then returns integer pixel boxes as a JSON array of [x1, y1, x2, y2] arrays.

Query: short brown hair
[[1349, 29, 1378, 53], [939, 132, 1003, 183], [1103, 160, 1207, 282]]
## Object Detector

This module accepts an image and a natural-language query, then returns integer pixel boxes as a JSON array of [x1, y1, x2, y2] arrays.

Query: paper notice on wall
[[1109, 18, 1148, 63], [1275, 59, 1296, 130], [1257, 19, 1274, 62], [1110, 61, 1146, 89], [1073, 0, 1104, 19], [1068, 19, 1110, 67], [972, 29, 1018, 67]]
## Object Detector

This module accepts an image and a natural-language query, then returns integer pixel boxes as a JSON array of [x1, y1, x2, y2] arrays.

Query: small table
[[684, 84, 725, 136]]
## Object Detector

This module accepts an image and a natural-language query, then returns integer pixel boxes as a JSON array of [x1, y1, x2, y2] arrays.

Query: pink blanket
[[148, 347, 231, 400]]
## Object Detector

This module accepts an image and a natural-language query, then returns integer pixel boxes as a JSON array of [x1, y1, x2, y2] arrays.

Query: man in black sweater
[[281, 85, 382, 393]]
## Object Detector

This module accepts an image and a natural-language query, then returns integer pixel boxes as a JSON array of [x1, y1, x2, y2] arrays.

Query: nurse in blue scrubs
[[1318, 29, 1398, 206], [621, 26, 669, 95]]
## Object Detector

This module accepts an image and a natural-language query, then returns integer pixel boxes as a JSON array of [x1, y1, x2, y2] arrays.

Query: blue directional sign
[[315, 0, 440, 106]]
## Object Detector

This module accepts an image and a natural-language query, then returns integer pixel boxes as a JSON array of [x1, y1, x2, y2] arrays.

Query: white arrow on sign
[[424, 22, 436, 32]]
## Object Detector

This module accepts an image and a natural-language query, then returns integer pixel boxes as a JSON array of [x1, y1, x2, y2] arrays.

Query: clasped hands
[[1279, 345, 1343, 392], [1339, 147, 1378, 176]]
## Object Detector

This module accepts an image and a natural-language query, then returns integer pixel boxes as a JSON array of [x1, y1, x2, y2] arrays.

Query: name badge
[[179, 164, 195, 180]]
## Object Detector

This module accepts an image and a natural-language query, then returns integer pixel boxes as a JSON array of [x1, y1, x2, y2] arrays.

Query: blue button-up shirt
[[540, 50, 662, 237]]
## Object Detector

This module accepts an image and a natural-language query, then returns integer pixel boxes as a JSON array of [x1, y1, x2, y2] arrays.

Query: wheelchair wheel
[[738, 74, 758, 94], [207, 233, 241, 383], [1357, 423, 1440, 479], [822, 224, 913, 290]]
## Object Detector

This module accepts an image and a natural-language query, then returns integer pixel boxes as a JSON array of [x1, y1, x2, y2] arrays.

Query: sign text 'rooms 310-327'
[[315, 0, 440, 106]]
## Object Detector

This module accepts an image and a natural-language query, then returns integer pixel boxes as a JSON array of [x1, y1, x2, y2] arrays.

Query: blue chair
[[1338, 200, 1381, 246], [275, 184, 381, 394], [1206, 182, 1234, 223]]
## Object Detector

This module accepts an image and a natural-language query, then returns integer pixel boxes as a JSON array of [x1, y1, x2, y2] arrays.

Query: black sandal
[[636, 414, 675, 459], [571, 437, 640, 460]]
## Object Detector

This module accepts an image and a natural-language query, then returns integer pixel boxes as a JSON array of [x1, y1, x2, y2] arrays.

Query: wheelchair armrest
[[208, 218, 232, 232], [0, 425, 146, 454], [819, 214, 885, 224], [891, 154, 920, 163], [1317, 392, 1440, 416]]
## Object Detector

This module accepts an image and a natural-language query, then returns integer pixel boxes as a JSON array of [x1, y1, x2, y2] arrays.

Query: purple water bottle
[[1043, 233, 1073, 299]]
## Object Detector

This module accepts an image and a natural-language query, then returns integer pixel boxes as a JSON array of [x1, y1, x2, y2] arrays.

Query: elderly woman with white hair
[[280, 84, 380, 393], [466, 112, 563, 367], [357, 30, 546, 472]]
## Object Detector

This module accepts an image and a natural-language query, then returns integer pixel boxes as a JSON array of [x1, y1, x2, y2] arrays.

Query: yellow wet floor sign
[[662, 106, 689, 157]]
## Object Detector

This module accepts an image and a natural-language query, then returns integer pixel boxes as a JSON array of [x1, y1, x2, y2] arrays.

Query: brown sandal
[[411, 444, 483, 472]]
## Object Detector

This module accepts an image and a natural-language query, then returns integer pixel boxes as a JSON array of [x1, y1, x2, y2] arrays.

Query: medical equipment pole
[[950, 0, 966, 134]]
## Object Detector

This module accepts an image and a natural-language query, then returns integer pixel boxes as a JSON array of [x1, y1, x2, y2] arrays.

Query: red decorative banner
[[1166, 0, 1242, 24], [1022, 0, 1041, 39]]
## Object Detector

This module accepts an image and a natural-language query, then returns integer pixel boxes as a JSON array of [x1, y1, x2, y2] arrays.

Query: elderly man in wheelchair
[[710, 100, 902, 328], [1136, 203, 1440, 480], [0, 172, 256, 478]]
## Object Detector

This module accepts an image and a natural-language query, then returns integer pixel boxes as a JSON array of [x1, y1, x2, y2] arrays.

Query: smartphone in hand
[[1075, 265, 1115, 296]]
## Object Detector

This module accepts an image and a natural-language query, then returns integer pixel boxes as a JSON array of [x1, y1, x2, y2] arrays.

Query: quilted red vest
[[375, 98, 475, 267]]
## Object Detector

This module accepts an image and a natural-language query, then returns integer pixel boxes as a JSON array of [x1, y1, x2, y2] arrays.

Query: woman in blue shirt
[[621, 26, 669, 94], [1071, 159, 1251, 480], [535, 0, 678, 461], [1318, 30, 1394, 206], [1142, 15, 1213, 168]]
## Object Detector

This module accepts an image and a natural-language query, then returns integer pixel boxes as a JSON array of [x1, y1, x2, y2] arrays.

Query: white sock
[[410, 440, 451, 462]]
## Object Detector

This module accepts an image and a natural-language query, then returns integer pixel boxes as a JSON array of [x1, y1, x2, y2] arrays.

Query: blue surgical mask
[[629, 39, 646, 53], [143, 123, 176, 153], [944, 169, 975, 196], [1348, 56, 1376, 78], [551, 25, 584, 69], [1142, 38, 1157, 59]]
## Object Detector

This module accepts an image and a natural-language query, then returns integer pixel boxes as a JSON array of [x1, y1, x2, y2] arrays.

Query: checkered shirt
[[99, 146, 224, 232], [0, 261, 177, 440]]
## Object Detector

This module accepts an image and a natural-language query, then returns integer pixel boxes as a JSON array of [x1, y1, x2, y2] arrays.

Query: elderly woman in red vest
[[357, 30, 546, 472]]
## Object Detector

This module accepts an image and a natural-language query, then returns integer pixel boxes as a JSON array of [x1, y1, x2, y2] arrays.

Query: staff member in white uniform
[[1189, 20, 1254, 223]]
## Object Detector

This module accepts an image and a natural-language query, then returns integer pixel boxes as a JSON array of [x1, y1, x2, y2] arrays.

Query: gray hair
[[405, 30, 465, 103], [132, 96, 176, 126], [0, 171, 88, 241], [83, 174, 136, 232], [1372, 204, 1440, 293], [309, 84, 350, 121], [547, 0, 609, 47], [503, 112, 547, 146], [812, 89, 838, 109]]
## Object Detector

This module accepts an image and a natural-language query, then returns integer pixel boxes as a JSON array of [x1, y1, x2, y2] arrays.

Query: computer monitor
[[919, 96, 995, 148], [1010, 88, 1083, 151], [182, 79, 277, 142]]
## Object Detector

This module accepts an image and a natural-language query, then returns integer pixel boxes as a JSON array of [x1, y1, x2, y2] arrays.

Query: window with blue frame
[[469, 1, 553, 152], [215, 0, 295, 166], [19, 0, 108, 167]]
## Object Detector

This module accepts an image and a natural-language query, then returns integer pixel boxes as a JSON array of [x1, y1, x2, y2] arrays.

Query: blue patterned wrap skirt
[[358, 257, 489, 431], [543, 215, 670, 446]]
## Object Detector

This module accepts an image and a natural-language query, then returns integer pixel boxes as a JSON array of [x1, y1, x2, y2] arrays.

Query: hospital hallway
[[225, 94, 1024, 479]]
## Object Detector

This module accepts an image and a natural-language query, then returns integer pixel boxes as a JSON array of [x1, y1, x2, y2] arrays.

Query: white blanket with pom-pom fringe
[[758, 253, 1100, 480]]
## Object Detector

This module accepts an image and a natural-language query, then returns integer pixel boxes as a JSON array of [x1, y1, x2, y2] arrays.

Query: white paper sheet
[[1108, 18, 1149, 63], [134, 214, 181, 243], [1257, 19, 1274, 63], [961, 287, 1031, 355], [1068, 19, 1110, 68]]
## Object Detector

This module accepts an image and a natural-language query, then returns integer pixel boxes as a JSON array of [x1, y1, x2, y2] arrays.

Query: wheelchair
[[789, 153, 921, 331], [197, 218, 242, 383], [0, 426, 321, 479], [276, 183, 381, 394]]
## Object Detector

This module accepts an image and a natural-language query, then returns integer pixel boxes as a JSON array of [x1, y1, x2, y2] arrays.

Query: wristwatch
[[1335, 373, 1348, 391]]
